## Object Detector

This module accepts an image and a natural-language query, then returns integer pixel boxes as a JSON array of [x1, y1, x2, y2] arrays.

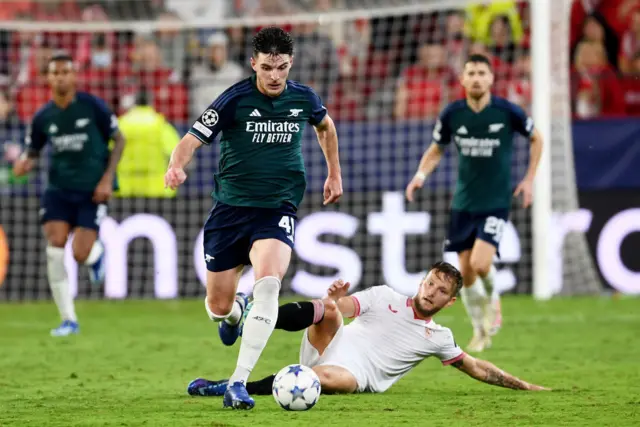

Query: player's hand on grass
[[527, 383, 551, 391], [165, 167, 187, 190], [405, 174, 425, 202], [323, 174, 343, 205], [513, 178, 533, 208], [327, 279, 350, 301], [12, 157, 34, 177], [93, 177, 113, 203]]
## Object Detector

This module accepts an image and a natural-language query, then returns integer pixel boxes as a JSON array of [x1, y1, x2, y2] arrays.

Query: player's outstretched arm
[[313, 115, 343, 205], [165, 133, 202, 189], [451, 354, 550, 391], [406, 143, 444, 202]]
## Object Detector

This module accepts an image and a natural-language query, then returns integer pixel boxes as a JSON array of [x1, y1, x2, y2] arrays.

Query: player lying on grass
[[188, 262, 548, 395]]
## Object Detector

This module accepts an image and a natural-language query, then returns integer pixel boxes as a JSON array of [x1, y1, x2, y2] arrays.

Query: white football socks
[[46, 245, 77, 322], [205, 297, 243, 325], [229, 276, 280, 385], [481, 265, 499, 304], [459, 277, 487, 332], [83, 240, 104, 266]]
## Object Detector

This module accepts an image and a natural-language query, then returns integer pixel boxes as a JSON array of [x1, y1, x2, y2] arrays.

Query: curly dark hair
[[429, 261, 464, 297], [252, 26, 294, 58]]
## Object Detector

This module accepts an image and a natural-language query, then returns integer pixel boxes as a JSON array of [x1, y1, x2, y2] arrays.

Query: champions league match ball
[[272, 364, 321, 411]]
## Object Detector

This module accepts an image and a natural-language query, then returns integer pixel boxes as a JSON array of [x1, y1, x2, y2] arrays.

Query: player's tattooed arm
[[452, 354, 549, 391]]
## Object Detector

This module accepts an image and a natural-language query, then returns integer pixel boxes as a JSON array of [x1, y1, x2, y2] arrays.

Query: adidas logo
[[249, 109, 261, 117], [457, 126, 468, 135]]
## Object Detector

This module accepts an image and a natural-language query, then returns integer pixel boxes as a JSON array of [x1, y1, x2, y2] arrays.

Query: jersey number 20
[[483, 216, 505, 243]]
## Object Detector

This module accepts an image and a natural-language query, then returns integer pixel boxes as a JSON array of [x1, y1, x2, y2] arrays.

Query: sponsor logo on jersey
[[246, 120, 301, 144], [454, 135, 501, 157], [52, 133, 89, 151], [201, 109, 219, 127], [488, 123, 504, 133], [75, 118, 90, 128]]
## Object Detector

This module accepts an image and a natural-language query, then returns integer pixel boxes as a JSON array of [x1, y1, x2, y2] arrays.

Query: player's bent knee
[[470, 257, 491, 277], [46, 234, 67, 249], [253, 276, 281, 302], [206, 295, 235, 317], [72, 246, 91, 264]]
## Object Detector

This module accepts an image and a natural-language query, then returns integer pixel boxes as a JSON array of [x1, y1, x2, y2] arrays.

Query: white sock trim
[[84, 240, 104, 266]]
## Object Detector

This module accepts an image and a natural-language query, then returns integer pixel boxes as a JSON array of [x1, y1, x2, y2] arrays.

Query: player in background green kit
[[165, 27, 343, 409], [13, 52, 126, 337], [405, 54, 543, 353]]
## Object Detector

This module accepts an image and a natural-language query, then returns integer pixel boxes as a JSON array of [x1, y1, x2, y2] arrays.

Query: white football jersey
[[308, 285, 464, 393]]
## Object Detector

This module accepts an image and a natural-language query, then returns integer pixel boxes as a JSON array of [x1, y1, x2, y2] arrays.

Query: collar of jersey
[[406, 297, 433, 324]]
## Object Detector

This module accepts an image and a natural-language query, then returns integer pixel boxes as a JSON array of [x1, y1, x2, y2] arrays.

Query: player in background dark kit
[[13, 52, 126, 337], [405, 54, 543, 352], [165, 27, 343, 409]]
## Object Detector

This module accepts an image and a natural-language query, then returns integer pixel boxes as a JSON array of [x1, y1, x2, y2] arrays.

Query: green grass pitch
[[1, 296, 639, 426]]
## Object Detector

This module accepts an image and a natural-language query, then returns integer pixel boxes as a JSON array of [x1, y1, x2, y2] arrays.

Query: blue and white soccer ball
[[272, 364, 321, 411]]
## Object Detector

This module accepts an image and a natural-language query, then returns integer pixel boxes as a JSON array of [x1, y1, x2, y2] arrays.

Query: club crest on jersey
[[288, 109, 303, 117], [201, 109, 219, 127], [489, 123, 504, 133]]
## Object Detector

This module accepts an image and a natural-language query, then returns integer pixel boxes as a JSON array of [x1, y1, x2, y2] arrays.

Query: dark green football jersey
[[188, 75, 327, 209], [433, 96, 534, 212], [26, 92, 119, 192]]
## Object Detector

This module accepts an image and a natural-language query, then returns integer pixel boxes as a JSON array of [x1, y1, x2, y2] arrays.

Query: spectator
[[573, 14, 619, 69], [394, 42, 454, 120], [570, 0, 639, 47], [0, 90, 27, 185], [89, 33, 114, 70], [488, 15, 518, 64], [444, 10, 468, 75], [465, 1, 523, 46], [289, 21, 340, 101], [620, 52, 640, 115], [507, 51, 532, 113], [619, 8, 640, 74], [131, 34, 177, 81], [572, 41, 625, 118], [190, 32, 244, 117], [153, 11, 192, 81], [115, 91, 181, 198]]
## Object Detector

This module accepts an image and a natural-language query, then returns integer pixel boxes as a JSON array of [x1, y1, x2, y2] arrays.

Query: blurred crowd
[[0, 0, 639, 135]]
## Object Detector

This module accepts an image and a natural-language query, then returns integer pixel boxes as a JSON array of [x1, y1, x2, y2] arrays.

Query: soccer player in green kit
[[165, 27, 343, 409], [405, 54, 543, 353], [13, 52, 126, 337]]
